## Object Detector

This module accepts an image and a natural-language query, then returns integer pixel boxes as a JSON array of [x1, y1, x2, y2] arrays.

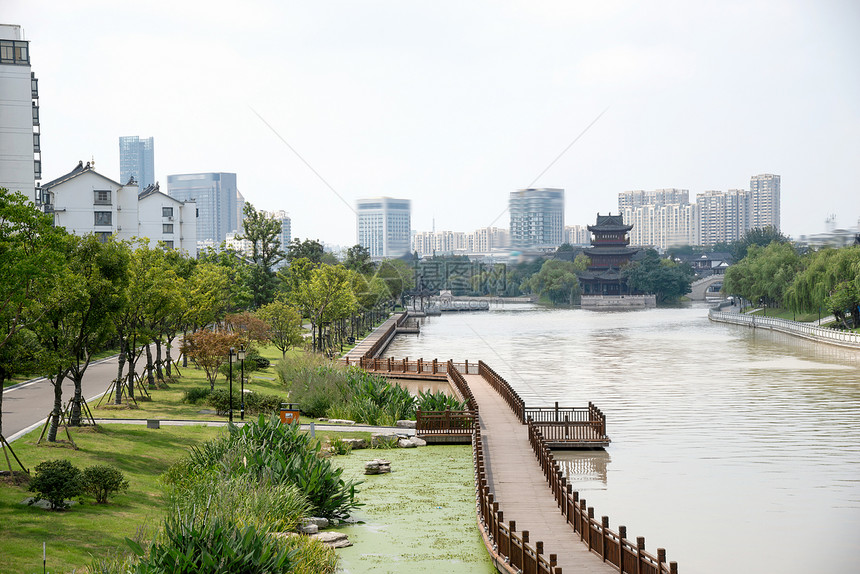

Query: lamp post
[[238, 346, 246, 420], [228, 347, 236, 422]]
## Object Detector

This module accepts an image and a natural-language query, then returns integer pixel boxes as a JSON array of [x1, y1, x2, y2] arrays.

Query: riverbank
[[708, 308, 860, 349]]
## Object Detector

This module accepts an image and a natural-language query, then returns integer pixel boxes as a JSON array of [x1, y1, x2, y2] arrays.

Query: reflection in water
[[552, 450, 611, 488], [384, 305, 860, 574]]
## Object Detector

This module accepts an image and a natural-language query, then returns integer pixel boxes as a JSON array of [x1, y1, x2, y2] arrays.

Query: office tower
[[118, 136, 154, 189], [356, 197, 411, 259], [509, 188, 564, 250], [749, 174, 780, 230], [167, 172, 239, 249], [0, 24, 40, 197]]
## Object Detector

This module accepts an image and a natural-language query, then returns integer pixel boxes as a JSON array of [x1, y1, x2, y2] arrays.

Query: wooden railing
[[447, 359, 478, 410], [474, 423, 564, 573], [526, 402, 608, 442], [415, 410, 476, 436], [478, 360, 525, 423], [348, 357, 481, 377], [527, 420, 677, 574]]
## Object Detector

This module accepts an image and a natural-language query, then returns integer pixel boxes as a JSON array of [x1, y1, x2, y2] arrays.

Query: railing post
[[657, 548, 666, 573], [670, 562, 678, 574], [636, 537, 645, 574], [602, 516, 610, 561], [555, 401, 559, 421], [618, 526, 627, 573], [587, 507, 595, 549]]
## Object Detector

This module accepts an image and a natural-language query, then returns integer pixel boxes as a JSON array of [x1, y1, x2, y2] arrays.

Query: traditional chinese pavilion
[[578, 213, 639, 295]]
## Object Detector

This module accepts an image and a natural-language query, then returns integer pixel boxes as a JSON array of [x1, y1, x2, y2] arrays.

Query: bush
[[329, 437, 352, 456], [248, 353, 270, 369], [183, 387, 212, 404], [127, 514, 296, 573], [416, 389, 468, 412], [165, 414, 361, 520], [81, 465, 130, 504], [208, 389, 287, 416], [28, 459, 82, 510]]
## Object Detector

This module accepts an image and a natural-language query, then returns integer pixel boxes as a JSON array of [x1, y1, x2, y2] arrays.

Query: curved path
[[465, 372, 616, 574]]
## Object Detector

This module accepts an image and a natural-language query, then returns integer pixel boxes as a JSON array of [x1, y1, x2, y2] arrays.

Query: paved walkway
[[464, 373, 615, 574]]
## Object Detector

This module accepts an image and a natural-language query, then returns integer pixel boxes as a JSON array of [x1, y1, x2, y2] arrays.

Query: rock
[[340, 438, 367, 449], [311, 531, 352, 548], [395, 419, 416, 429], [327, 418, 355, 425], [300, 523, 319, 534], [398, 438, 416, 448], [371, 433, 399, 447], [303, 517, 330, 529], [407, 436, 427, 447], [364, 459, 391, 475], [21, 497, 79, 510]]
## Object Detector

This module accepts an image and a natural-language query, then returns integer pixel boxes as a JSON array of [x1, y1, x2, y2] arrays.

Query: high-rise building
[[118, 136, 154, 189], [167, 172, 239, 249], [618, 189, 689, 211], [0, 24, 41, 198], [509, 188, 564, 250], [618, 188, 695, 249], [564, 225, 591, 245], [356, 197, 411, 259], [749, 174, 780, 230], [696, 189, 750, 246]]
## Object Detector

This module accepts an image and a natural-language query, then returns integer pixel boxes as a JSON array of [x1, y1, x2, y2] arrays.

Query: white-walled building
[[40, 162, 197, 256], [356, 197, 411, 260], [564, 225, 590, 245], [0, 24, 40, 197]]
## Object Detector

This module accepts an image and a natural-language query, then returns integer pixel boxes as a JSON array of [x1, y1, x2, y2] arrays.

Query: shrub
[[81, 465, 130, 504], [183, 387, 212, 404], [127, 514, 296, 573], [206, 389, 241, 416], [416, 389, 468, 412], [248, 353, 270, 369], [329, 437, 352, 456], [28, 459, 82, 510], [243, 392, 284, 415]]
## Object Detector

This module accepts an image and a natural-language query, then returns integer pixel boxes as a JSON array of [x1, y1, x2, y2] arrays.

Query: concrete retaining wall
[[708, 309, 860, 349]]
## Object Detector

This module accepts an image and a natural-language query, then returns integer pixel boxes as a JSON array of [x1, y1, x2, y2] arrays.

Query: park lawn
[[746, 307, 820, 322], [89, 345, 298, 421], [0, 423, 224, 574]]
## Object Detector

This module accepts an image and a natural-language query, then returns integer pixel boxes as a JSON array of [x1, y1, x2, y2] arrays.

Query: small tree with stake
[[180, 330, 242, 391]]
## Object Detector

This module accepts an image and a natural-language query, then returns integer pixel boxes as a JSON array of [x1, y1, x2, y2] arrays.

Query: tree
[[343, 244, 374, 274], [528, 260, 581, 305], [731, 226, 790, 260], [181, 330, 242, 391], [623, 249, 695, 304], [723, 242, 801, 308], [256, 300, 304, 358], [0, 189, 65, 438], [239, 203, 284, 307], [224, 311, 271, 354], [374, 259, 415, 305], [289, 264, 356, 353], [286, 238, 325, 264]]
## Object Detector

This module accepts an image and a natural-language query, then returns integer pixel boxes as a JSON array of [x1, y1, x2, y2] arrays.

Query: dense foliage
[[28, 459, 83, 510], [623, 249, 696, 303]]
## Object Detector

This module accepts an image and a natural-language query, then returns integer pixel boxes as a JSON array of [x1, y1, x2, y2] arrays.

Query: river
[[383, 305, 860, 574]]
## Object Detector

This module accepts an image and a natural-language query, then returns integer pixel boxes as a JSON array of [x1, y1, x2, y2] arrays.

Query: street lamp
[[228, 347, 237, 423], [238, 346, 246, 420]]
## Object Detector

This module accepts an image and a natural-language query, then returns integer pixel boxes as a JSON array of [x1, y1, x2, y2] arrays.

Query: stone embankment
[[709, 309, 860, 349]]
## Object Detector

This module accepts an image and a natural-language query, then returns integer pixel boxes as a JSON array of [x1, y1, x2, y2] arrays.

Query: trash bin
[[279, 403, 300, 425]]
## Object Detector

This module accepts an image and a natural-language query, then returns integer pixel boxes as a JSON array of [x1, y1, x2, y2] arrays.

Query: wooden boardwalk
[[465, 373, 618, 574]]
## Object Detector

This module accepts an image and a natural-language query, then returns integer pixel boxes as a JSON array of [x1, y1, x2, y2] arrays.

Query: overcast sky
[[7, 0, 860, 246]]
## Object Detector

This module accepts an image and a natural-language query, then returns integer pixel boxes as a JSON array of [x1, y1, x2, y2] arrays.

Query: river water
[[383, 305, 860, 574]]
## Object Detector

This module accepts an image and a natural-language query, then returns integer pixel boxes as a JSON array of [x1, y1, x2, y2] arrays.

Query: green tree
[[723, 242, 801, 308], [0, 189, 65, 437], [623, 249, 695, 304], [528, 259, 581, 305], [289, 264, 356, 353], [731, 226, 790, 260], [239, 203, 284, 307], [181, 330, 242, 391], [343, 244, 374, 274], [286, 238, 325, 264], [256, 300, 304, 358]]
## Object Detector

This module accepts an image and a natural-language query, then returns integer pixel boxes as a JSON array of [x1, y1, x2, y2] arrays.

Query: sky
[[6, 0, 860, 247]]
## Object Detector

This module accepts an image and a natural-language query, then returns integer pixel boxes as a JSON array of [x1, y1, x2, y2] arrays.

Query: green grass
[[0, 424, 224, 574], [746, 307, 821, 322], [90, 345, 296, 421]]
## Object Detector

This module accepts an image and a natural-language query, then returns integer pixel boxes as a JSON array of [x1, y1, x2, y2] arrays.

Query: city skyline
[[5, 1, 859, 247]]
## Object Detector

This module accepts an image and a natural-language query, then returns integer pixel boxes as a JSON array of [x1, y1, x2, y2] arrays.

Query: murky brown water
[[384, 305, 860, 574]]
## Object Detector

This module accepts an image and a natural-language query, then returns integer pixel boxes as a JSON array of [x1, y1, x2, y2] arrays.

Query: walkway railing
[[415, 410, 475, 437], [528, 420, 677, 574], [478, 360, 525, 423], [709, 309, 860, 349], [474, 424, 565, 574], [348, 357, 481, 376]]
